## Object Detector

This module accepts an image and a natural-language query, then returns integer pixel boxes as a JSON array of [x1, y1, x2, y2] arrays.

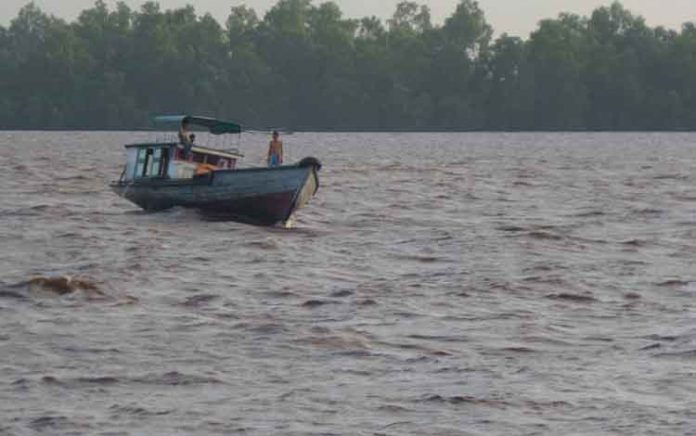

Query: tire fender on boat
[[298, 157, 322, 171]]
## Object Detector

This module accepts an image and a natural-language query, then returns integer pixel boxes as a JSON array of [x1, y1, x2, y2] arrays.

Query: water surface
[[1, 132, 695, 435]]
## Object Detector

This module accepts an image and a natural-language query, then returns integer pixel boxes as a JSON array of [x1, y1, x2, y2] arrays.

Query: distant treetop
[[0, 0, 694, 130]]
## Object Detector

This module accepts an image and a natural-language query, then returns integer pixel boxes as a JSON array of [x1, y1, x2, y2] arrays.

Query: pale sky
[[1, 0, 695, 37]]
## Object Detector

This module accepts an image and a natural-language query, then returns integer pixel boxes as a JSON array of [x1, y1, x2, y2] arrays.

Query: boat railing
[[118, 165, 127, 183]]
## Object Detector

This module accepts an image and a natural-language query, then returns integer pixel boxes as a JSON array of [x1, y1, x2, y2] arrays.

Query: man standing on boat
[[267, 130, 284, 167], [179, 118, 195, 158]]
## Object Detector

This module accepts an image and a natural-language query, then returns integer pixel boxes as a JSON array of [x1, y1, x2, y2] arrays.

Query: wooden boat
[[110, 115, 321, 226]]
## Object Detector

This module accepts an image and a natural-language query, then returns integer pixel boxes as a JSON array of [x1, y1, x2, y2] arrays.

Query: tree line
[[1, 0, 695, 131]]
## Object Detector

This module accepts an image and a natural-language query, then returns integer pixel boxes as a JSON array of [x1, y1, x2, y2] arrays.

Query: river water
[[1, 132, 695, 435]]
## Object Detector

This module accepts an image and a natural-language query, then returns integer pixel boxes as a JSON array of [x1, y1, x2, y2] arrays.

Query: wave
[[527, 231, 564, 241], [180, 294, 220, 308], [25, 276, 101, 296], [6, 276, 138, 305], [653, 174, 687, 180], [656, 280, 692, 288], [0, 289, 28, 300], [620, 239, 649, 247], [40, 371, 223, 387], [419, 394, 510, 408], [109, 404, 173, 418], [302, 299, 339, 308], [655, 349, 696, 359], [572, 210, 606, 218], [545, 293, 597, 303], [28, 416, 72, 432], [243, 239, 279, 250]]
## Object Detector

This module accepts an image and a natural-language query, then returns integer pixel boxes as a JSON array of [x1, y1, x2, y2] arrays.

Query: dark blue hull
[[111, 160, 320, 226]]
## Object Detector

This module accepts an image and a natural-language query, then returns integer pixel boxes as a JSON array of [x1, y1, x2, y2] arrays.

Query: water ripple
[[1, 132, 695, 434]]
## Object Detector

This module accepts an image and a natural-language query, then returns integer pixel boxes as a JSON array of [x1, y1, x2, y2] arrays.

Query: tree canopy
[[0, 0, 694, 130]]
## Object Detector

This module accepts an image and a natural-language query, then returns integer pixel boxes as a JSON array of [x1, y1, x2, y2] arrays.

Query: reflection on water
[[1, 132, 696, 434]]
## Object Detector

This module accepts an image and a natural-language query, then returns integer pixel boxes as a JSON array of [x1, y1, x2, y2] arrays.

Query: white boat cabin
[[122, 143, 244, 182], [120, 115, 245, 183]]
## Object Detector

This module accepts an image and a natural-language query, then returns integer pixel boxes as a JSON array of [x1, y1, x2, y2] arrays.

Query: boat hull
[[111, 160, 320, 226]]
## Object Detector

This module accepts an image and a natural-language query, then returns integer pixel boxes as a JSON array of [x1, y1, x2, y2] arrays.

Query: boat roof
[[125, 142, 244, 159], [154, 115, 242, 135]]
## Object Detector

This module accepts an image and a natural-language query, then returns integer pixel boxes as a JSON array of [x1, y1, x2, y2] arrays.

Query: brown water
[[1, 132, 696, 435]]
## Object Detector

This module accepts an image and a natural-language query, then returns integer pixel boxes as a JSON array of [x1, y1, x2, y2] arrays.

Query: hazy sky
[[2, 0, 695, 36]]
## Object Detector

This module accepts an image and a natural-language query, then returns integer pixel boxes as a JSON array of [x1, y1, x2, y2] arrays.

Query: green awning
[[153, 115, 242, 135]]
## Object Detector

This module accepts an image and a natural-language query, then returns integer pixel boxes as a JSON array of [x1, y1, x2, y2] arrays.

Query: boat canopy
[[154, 115, 242, 135]]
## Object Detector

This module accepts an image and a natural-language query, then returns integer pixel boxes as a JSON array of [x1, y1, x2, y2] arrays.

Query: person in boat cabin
[[267, 130, 284, 167], [178, 119, 195, 158]]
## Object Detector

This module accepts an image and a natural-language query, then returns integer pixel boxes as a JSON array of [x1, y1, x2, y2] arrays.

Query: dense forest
[[0, 0, 695, 130]]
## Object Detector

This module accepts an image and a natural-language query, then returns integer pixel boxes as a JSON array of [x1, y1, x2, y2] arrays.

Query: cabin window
[[135, 148, 147, 178], [159, 147, 170, 177], [218, 158, 234, 169], [134, 147, 167, 178]]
